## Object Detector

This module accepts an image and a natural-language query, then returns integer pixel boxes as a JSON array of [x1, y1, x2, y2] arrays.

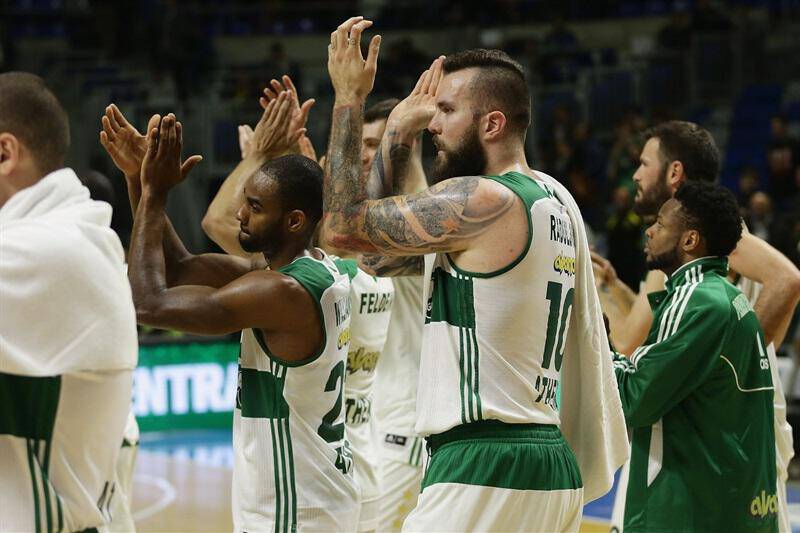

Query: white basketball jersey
[[232, 252, 359, 532], [416, 172, 577, 436]]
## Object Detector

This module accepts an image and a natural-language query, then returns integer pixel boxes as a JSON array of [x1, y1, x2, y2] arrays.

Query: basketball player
[[324, 17, 627, 531], [595, 121, 799, 532], [122, 108, 359, 531], [614, 181, 777, 531], [0, 72, 138, 531], [200, 79, 400, 532]]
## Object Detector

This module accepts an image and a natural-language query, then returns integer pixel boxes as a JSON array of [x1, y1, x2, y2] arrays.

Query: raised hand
[[590, 250, 618, 287], [100, 104, 201, 184], [389, 56, 445, 134], [327, 16, 381, 104], [141, 114, 198, 195], [259, 74, 315, 156], [238, 125, 254, 160], [99, 104, 156, 178], [252, 90, 304, 159]]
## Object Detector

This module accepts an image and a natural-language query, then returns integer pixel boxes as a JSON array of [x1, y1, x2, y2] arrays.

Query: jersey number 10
[[542, 281, 574, 372]]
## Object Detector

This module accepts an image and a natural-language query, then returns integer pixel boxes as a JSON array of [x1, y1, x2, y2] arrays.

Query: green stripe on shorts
[[422, 420, 582, 492]]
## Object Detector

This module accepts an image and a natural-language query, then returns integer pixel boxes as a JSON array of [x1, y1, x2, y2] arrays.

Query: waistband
[[427, 420, 562, 451]]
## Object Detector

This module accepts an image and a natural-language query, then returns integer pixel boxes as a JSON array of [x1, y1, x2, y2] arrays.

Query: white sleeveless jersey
[[373, 275, 426, 465], [232, 251, 359, 532], [416, 172, 576, 436], [335, 259, 394, 526]]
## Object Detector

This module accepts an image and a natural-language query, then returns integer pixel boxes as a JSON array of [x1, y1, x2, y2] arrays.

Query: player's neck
[[266, 243, 316, 271], [483, 144, 529, 177]]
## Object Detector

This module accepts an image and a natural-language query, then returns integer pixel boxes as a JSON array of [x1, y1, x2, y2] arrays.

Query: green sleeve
[[615, 293, 731, 428]]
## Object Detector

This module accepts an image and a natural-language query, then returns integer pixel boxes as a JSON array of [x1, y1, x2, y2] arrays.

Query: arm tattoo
[[359, 254, 424, 277], [324, 102, 515, 257], [365, 127, 413, 199]]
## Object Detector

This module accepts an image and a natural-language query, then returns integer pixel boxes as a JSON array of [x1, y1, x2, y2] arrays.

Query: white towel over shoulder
[[0, 168, 137, 376], [537, 171, 630, 503]]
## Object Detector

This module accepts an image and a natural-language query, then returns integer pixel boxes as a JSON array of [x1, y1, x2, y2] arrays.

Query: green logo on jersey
[[750, 490, 778, 518]]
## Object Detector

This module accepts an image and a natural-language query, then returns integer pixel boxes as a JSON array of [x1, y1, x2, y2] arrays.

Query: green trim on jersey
[[422, 420, 582, 491], [333, 258, 359, 282], [0, 373, 61, 439], [254, 256, 336, 368], [426, 268, 483, 423], [238, 366, 290, 419], [445, 171, 552, 279], [616, 257, 777, 532], [0, 374, 62, 533], [270, 416, 297, 533]]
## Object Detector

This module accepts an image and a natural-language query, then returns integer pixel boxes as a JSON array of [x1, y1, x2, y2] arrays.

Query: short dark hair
[[442, 49, 531, 139], [643, 120, 720, 183], [79, 170, 115, 205], [364, 98, 400, 124], [674, 181, 742, 257], [261, 154, 323, 228], [0, 72, 70, 175]]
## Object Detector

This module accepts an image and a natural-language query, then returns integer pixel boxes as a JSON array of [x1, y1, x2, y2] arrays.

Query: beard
[[238, 224, 285, 256], [634, 165, 672, 217], [645, 246, 681, 274], [431, 124, 487, 182]]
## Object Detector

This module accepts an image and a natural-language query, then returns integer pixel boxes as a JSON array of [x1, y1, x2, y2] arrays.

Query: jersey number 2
[[317, 361, 352, 475], [542, 281, 574, 372]]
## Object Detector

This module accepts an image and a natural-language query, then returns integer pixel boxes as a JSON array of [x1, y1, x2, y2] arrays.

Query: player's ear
[[666, 160, 685, 190], [0, 133, 21, 177], [286, 209, 307, 233], [681, 229, 701, 254], [483, 111, 507, 141]]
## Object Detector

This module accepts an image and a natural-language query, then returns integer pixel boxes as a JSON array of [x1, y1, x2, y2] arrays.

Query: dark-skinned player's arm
[[128, 114, 316, 341], [322, 18, 515, 277], [202, 77, 315, 258], [729, 229, 800, 347], [100, 105, 255, 288]]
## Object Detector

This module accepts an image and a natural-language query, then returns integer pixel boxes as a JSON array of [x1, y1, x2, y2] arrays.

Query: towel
[[0, 168, 137, 376], [537, 170, 630, 503]]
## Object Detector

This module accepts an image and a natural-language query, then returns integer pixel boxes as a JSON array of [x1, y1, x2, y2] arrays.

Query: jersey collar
[[666, 256, 729, 292]]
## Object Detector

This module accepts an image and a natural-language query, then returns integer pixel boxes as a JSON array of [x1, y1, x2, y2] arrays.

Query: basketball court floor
[[130, 429, 800, 532]]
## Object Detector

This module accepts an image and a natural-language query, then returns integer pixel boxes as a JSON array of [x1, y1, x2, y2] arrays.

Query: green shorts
[[422, 419, 583, 492]]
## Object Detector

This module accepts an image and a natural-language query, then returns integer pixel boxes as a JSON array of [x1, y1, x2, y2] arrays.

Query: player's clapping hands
[[255, 75, 316, 159], [327, 16, 381, 104], [389, 56, 445, 134], [141, 114, 194, 195], [99, 104, 202, 187]]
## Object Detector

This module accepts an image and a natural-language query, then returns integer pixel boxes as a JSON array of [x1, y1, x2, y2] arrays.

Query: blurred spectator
[[606, 110, 646, 192], [691, 0, 732, 33], [373, 37, 427, 96], [605, 186, 646, 290], [737, 165, 761, 210], [543, 15, 579, 52], [79, 170, 116, 207], [657, 11, 692, 51], [746, 191, 774, 241], [767, 115, 799, 202], [264, 43, 302, 91]]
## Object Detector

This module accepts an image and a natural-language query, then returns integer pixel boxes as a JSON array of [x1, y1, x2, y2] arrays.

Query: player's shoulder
[[687, 271, 738, 320]]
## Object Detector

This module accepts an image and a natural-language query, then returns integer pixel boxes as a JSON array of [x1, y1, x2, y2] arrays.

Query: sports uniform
[[335, 259, 394, 531], [108, 412, 140, 533], [0, 169, 138, 532], [232, 252, 360, 532], [403, 172, 584, 531], [374, 276, 426, 531], [614, 257, 777, 532]]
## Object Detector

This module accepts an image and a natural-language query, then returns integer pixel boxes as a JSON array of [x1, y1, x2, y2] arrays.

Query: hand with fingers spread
[[238, 125, 254, 160], [252, 90, 304, 159], [389, 56, 445, 134], [99, 104, 202, 186], [590, 250, 619, 287], [260, 75, 316, 153], [99, 104, 156, 179], [327, 16, 381, 104], [141, 114, 192, 195]]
